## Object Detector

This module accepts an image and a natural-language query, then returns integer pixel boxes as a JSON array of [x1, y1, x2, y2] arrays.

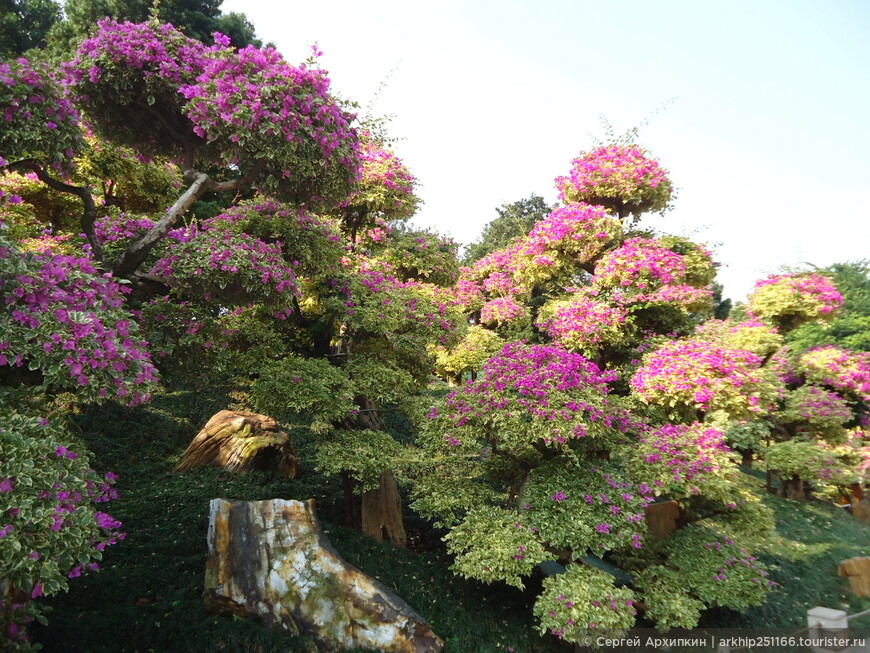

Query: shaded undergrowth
[[30, 391, 870, 651]]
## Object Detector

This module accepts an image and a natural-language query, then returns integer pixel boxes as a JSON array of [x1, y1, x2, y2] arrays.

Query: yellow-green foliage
[[533, 564, 637, 641], [315, 429, 405, 491], [444, 506, 552, 589], [431, 325, 505, 381]]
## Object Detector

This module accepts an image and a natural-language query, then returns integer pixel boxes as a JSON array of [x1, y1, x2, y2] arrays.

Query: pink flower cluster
[[631, 339, 776, 416], [536, 296, 627, 350], [516, 203, 620, 268], [180, 43, 359, 168], [1, 237, 157, 403], [555, 144, 672, 215], [343, 137, 418, 217], [94, 213, 156, 244], [70, 20, 210, 86], [0, 58, 83, 171], [800, 346, 870, 404], [639, 423, 731, 489], [443, 343, 636, 439], [480, 296, 528, 325], [151, 222, 300, 298], [749, 273, 843, 322], [594, 237, 686, 288]]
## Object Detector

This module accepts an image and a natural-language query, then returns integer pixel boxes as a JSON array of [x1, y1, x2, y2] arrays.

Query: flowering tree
[[417, 142, 785, 640], [0, 19, 463, 647]]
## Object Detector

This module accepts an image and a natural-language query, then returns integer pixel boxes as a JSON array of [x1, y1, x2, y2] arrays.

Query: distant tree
[[45, 0, 260, 58], [462, 193, 550, 265], [712, 281, 732, 320], [787, 261, 870, 353], [0, 0, 62, 58]]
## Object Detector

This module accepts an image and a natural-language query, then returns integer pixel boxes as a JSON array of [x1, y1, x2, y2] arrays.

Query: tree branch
[[18, 160, 105, 265]]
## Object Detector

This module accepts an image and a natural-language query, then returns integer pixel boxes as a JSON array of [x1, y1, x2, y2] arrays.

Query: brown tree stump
[[361, 470, 407, 545], [779, 476, 806, 500], [839, 557, 870, 597], [174, 410, 298, 477], [204, 498, 443, 653]]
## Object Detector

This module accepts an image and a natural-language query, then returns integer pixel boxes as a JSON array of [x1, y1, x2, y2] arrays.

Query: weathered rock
[[175, 410, 298, 477], [838, 557, 870, 596], [204, 498, 443, 653]]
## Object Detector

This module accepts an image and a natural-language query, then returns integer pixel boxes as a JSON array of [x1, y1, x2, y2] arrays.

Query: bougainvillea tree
[[416, 141, 788, 641], [0, 18, 463, 646]]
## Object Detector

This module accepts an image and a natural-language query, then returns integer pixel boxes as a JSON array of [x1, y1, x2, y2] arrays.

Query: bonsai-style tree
[[416, 144, 785, 640], [2, 19, 463, 547]]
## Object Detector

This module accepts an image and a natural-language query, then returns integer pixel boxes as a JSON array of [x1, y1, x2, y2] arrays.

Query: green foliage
[[788, 261, 870, 353], [315, 429, 404, 492], [250, 356, 355, 432], [533, 564, 636, 641], [431, 325, 505, 383], [0, 0, 61, 58], [523, 459, 648, 555], [633, 565, 705, 630], [0, 404, 120, 645], [660, 525, 770, 611], [764, 440, 848, 485], [462, 194, 551, 265], [444, 506, 552, 589]]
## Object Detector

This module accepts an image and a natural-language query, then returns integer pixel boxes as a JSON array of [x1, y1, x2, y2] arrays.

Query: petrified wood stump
[[839, 557, 870, 597], [204, 498, 443, 653], [175, 410, 298, 477]]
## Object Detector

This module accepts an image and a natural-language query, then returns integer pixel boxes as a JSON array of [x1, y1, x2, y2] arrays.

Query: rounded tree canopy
[[67, 19, 361, 207]]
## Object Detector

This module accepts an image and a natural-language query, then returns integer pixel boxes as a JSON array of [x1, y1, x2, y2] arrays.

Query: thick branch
[[110, 169, 213, 277], [19, 161, 105, 265]]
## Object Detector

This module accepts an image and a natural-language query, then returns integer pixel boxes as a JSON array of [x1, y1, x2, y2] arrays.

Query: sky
[[222, 0, 870, 302]]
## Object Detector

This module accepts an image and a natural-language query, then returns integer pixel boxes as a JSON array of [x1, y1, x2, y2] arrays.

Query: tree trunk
[[341, 395, 407, 545], [779, 475, 806, 500], [204, 498, 442, 653], [361, 470, 407, 545]]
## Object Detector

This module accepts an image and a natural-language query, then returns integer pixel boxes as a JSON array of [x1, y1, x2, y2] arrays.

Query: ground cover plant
[[2, 5, 870, 650]]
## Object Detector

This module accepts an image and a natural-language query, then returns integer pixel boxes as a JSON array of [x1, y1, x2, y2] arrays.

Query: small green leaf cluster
[[250, 355, 355, 431], [315, 429, 404, 492], [533, 564, 637, 641], [444, 506, 552, 589], [430, 325, 505, 383]]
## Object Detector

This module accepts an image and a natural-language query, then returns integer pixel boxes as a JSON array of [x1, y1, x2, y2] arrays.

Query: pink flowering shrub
[[375, 229, 459, 287], [628, 423, 737, 498], [695, 318, 783, 358], [591, 238, 714, 314], [151, 222, 300, 306], [536, 294, 628, 352], [0, 409, 123, 648], [479, 296, 529, 327], [799, 345, 870, 404], [748, 273, 843, 330], [66, 20, 210, 155], [631, 339, 781, 419], [0, 223, 157, 404], [343, 137, 419, 221], [68, 20, 360, 205], [0, 58, 83, 173], [555, 144, 673, 219], [533, 564, 637, 639], [513, 203, 622, 286], [781, 385, 853, 444]]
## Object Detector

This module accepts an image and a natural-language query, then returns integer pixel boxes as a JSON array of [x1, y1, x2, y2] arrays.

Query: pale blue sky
[[223, 0, 870, 301]]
